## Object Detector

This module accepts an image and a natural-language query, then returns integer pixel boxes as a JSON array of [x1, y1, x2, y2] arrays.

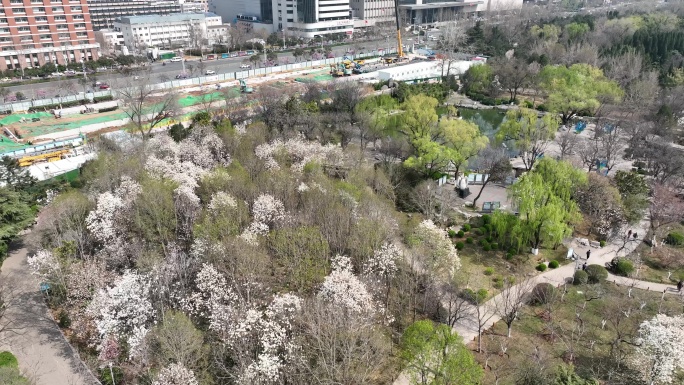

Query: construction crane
[[394, 0, 404, 59]]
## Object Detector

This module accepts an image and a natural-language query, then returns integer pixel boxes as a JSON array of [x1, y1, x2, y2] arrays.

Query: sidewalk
[[0, 242, 98, 385]]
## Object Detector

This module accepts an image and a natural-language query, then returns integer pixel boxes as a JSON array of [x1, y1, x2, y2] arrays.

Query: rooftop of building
[[115, 12, 219, 24]]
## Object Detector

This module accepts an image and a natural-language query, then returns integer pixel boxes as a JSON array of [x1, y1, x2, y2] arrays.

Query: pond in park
[[458, 107, 507, 137]]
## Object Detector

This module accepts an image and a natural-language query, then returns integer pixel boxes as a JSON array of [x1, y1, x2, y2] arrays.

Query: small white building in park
[[377, 60, 481, 82], [114, 13, 226, 49]]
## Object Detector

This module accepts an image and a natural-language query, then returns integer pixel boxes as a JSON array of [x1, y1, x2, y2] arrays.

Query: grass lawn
[[471, 281, 684, 385]]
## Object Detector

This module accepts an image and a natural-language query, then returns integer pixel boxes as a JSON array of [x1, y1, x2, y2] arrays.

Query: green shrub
[[0, 351, 18, 368], [462, 223, 471, 232], [585, 264, 608, 283], [493, 276, 504, 289], [666, 231, 684, 246], [530, 283, 555, 305], [479, 239, 488, 246], [485, 236, 493, 243], [536, 263, 547, 272], [599, 240, 606, 247], [461, 288, 488, 304], [93, 95, 114, 103], [607, 257, 635, 277], [573, 270, 589, 285], [491, 242, 499, 250], [466, 237, 474, 244], [98, 106, 118, 113], [536, 104, 548, 112], [456, 242, 465, 250], [473, 228, 483, 236], [100, 366, 124, 385], [448, 229, 457, 238], [58, 309, 71, 328], [482, 214, 491, 224], [27, 99, 86, 112], [505, 253, 514, 260], [483, 244, 492, 251], [457, 230, 465, 237], [523, 100, 534, 108], [548, 260, 559, 269], [484, 267, 494, 276], [482, 224, 491, 233]]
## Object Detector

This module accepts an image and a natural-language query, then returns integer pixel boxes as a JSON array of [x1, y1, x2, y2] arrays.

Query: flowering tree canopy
[[413, 220, 461, 279], [632, 314, 684, 385], [319, 255, 375, 314], [255, 136, 343, 172], [152, 363, 199, 385]]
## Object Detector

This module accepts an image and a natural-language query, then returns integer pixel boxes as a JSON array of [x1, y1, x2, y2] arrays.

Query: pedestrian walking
[[678, 280, 683, 292], [627, 229, 632, 239], [582, 263, 587, 270], [586, 249, 591, 260], [633, 232, 638, 240]]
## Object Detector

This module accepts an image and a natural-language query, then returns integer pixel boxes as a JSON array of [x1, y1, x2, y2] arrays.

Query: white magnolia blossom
[[414, 220, 461, 278], [255, 136, 343, 172], [181, 263, 238, 335], [233, 294, 302, 384], [296, 182, 310, 193], [319, 255, 375, 314], [85, 191, 124, 244], [363, 242, 401, 280], [632, 314, 684, 385], [88, 271, 155, 359], [27, 249, 59, 280], [240, 194, 286, 243], [152, 363, 199, 385], [234, 119, 251, 135], [208, 191, 237, 211]]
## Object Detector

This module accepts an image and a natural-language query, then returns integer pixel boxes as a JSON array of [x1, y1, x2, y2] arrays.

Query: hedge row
[[98, 106, 118, 113], [27, 96, 114, 112]]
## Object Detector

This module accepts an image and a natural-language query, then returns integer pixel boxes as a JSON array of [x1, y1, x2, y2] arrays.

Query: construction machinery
[[239, 79, 254, 93], [19, 149, 71, 167], [383, 0, 405, 64]]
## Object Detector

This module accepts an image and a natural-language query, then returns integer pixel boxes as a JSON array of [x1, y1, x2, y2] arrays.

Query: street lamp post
[[81, 59, 87, 81], [179, 49, 185, 74]]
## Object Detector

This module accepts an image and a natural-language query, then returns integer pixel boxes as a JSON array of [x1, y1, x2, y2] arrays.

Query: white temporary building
[[376, 60, 481, 82]]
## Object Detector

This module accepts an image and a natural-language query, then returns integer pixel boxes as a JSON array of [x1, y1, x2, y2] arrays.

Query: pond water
[[458, 107, 507, 137]]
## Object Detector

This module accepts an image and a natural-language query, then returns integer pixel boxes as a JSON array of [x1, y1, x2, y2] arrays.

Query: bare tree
[[577, 137, 602, 173], [491, 57, 534, 102], [117, 76, 179, 139], [650, 183, 684, 237], [494, 276, 534, 338], [555, 129, 580, 160]]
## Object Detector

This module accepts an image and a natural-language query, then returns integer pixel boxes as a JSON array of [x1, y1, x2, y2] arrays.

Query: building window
[[71, 6, 81, 11], [15, 17, 28, 23], [40, 34, 51, 40], [31, 0, 42, 3], [2, 46, 15, 51], [59, 33, 69, 39], [35, 7, 45, 12], [79, 39, 88, 44], [0, 18, 7, 24], [12, 8, 26, 13], [54, 15, 66, 21], [42, 42, 53, 47], [73, 14, 84, 20], [76, 31, 86, 37], [75, 23, 85, 28], [10, 0, 22, 4], [35, 16, 48, 22], [0, 37, 9, 42], [20, 36, 32, 42], [18, 26, 30, 32], [52, 6, 64, 12], [37, 25, 49, 31]]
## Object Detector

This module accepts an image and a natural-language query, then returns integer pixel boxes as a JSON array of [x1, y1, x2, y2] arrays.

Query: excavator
[[239, 79, 254, 93], [384, 0, 406, 65]]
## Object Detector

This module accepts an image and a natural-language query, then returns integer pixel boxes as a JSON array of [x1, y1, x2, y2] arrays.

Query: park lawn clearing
[[472, 282, 684, 385]]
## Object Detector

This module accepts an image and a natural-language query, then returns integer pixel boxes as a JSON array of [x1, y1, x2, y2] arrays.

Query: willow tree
[[496, 108, 558, 171], [539, 63, 623, 125], [507, 158, 586, 250]]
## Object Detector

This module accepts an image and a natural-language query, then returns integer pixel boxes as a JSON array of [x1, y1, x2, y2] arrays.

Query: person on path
[[627, 229, 632, 239], [582, 263, 587, 270], [633, 232, 638, 240], [678, 280, 683, 292], [586, 249, 591, 260]]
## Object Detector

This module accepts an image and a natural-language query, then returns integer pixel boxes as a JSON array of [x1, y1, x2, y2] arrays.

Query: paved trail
[[0, 241, 98, 385], [394, 216, 679, 385]]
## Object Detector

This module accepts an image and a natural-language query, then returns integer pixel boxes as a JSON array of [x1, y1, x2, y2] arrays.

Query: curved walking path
[[0, 240, 98, 385], [394, 216, 678, 385]]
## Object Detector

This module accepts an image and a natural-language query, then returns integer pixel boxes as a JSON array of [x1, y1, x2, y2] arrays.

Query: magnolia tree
[[88, 271, 155, 359], [319, 255, 376, 315], [181, 263, 238, 336], [363, 242, 401, 308], [241, 194, 286, 244], [413, 220, 461, 280], [255, 136, 344, 172], [632, 314, 684, 385], [152, 363, 199, 385]]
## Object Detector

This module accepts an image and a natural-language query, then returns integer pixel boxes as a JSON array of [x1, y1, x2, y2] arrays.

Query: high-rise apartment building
[[274, 0, 353, 38], [86, 0, 181, 31], [0, 0, 99, 71], [350, 0, 394, 27]]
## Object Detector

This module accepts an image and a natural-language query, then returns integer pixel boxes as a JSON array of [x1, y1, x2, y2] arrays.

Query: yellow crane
[[394, 0, 404, 59], [19, 149, 71, 167]]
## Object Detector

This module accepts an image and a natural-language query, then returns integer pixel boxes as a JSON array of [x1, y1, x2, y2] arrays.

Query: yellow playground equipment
[[19, 149, 71, 167]]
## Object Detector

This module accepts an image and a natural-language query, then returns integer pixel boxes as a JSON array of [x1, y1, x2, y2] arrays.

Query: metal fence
[[2, 49, 396, 113]]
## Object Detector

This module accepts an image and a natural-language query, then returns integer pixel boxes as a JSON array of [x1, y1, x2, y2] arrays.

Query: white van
[[170, 57, 182, 62]]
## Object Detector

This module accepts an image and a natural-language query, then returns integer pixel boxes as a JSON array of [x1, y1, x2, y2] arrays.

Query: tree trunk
[[471, 179, 491, 208]]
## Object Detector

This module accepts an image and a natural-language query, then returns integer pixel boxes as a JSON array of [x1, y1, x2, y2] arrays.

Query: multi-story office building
[[86, 0, 181, 31], [0, 0, 99, 71], [114, 12, 226, 50], [398, 0, 523, 25], [350, 0, 394, 28], [208, 0, 271, 25], [274, 0, 353, 38]]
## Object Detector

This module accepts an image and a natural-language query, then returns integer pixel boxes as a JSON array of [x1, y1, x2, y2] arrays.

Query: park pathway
[[0, 241, 98, 385], [393, 216, 679, 385]]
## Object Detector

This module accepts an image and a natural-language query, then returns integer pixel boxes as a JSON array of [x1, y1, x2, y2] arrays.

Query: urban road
[[6, 38, 417, 96]]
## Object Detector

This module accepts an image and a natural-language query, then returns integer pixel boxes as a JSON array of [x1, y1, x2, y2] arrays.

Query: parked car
[[93, 81, 102, 87], [99, 84, 110, 90], [240, 64, 251, 69], [51, 72, 64, 77], [0, 77, 10, 82], [175, 73, 188, 79], [170, 57, 182, 62], [205, 69, 216, 75], [65, 70, 76, 75]]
